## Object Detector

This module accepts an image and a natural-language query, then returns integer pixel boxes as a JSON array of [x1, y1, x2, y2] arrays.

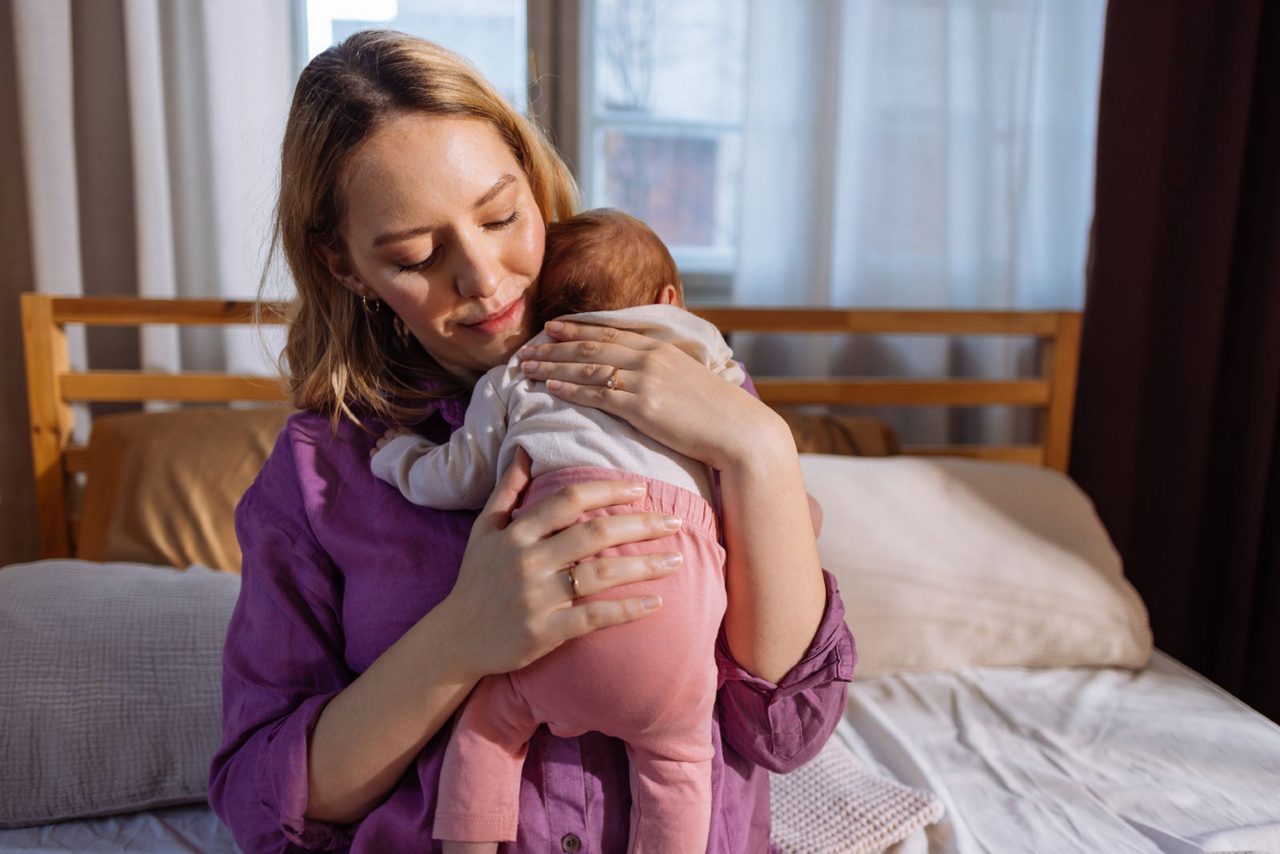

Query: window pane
[[303, 0, 527, 111], [591, 0, 747, 123], [594, 128, 740, 265]]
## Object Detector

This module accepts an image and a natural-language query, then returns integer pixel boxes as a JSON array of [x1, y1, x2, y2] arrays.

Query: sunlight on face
[[337, 114, 546, 379]]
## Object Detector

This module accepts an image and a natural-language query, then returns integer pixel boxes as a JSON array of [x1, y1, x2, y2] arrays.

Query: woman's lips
[[462, 296, 524, 336]]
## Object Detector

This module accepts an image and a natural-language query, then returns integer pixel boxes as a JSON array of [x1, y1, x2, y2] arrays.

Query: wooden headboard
[[20, 294, 1082, 560]]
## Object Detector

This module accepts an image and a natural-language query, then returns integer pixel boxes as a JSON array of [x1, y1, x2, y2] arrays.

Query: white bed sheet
[[837, 650, 1280, 854], [4, 653, 1276, 854]]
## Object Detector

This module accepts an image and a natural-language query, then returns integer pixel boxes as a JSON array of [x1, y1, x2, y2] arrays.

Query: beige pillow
[[0, 560, 239, 827], [777, 411, 900, 457], [76, 407, 292, 573], [800, 454, 1152, 676]]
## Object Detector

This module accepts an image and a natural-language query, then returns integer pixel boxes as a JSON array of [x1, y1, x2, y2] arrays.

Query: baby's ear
[[656, 284, 682, 306]]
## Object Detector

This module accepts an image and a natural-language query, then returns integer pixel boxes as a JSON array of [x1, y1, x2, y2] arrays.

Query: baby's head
[[534, 209, 682, 325]]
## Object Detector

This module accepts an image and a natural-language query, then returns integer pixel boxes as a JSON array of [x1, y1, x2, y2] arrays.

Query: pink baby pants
[[433, 466, 728, 853]]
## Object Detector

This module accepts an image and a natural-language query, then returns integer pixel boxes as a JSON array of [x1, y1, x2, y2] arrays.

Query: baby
[[370, 209, 741, 853]]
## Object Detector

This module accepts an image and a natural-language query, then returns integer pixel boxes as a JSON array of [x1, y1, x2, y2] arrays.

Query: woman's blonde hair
[[265, 30, 578, 430]]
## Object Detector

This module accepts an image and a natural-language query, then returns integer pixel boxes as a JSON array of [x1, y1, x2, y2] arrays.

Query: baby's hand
[[371, 427, 414, 458]]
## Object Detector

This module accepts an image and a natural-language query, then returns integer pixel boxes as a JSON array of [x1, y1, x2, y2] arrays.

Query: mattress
[[837, 651, 1280, 854], [3, 652, 1277, 854], [0, 803, 236, 853]]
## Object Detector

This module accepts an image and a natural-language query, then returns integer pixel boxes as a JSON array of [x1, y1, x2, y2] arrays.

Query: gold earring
[[361, 295, 382, 315]]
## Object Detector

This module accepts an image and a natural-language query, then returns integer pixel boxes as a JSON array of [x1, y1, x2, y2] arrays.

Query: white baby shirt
[[370, 304, 746, 509]]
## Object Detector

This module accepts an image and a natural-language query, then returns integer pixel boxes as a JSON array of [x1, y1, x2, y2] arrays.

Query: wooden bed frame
[[20, 294, 1082, 560]]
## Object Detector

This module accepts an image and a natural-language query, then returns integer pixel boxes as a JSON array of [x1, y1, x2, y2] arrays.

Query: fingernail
[[662, 516, 683, 530], [521, 360, 540, 373], [547, 379, 563, 391], [642, 595, 662, 609], [662, 553, 683, 567], [546, 320, 564, 333], [626, 483, 647, 496]]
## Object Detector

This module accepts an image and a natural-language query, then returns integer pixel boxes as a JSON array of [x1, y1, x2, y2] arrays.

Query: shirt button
[[560, 832, 582, 852]]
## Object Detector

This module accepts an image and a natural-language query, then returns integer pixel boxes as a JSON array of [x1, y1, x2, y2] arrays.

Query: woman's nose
[[453, 236, 502, 299]]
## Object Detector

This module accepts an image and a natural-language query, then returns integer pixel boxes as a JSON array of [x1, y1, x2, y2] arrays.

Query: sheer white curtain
[[732, 0, 1107, 445], [12, 0, 293, 392]]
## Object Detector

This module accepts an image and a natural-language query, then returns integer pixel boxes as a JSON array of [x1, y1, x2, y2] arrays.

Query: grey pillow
[[0, 560, 239, 828]]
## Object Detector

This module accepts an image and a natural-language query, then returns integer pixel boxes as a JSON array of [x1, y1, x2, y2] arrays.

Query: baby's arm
[[369, 372, 510, 510]]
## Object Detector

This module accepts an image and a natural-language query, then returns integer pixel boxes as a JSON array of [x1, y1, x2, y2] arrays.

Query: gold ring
[[605, 368, 620, 391], [566, 565, 581, 599]]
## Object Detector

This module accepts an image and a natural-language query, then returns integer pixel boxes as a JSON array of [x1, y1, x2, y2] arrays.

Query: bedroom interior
[[1, 1, 1278, 852]]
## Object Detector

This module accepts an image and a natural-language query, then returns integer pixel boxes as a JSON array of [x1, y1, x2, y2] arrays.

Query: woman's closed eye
[[398, 245, 442, 273], [484, 210, 520, 232], [395, 211, 520, 274]]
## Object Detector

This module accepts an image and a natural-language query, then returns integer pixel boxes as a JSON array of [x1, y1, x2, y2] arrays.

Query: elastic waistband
[[522, 467, 719, 538]]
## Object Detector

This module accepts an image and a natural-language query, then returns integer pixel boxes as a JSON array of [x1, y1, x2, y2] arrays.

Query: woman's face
[[327, 113, 546, 379]]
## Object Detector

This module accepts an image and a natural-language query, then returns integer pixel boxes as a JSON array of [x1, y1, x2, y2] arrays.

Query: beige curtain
[[0, 0, 294, 565]]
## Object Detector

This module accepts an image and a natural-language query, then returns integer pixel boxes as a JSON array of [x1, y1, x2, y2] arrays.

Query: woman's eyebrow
[[371, 175, 517, 248], [472, 174, 516, 210]]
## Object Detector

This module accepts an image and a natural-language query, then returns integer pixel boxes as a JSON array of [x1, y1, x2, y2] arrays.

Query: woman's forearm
[[305, 596, 480, 824], [718, 412, 828, 683]]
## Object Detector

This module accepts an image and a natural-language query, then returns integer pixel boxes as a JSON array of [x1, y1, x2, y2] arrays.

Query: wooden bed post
[[1041, 311, 1082, 473], [20, 294, 74, 558]]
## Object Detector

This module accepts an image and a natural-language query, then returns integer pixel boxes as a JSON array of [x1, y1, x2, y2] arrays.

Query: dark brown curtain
[[1070, 1, 1280, 720]]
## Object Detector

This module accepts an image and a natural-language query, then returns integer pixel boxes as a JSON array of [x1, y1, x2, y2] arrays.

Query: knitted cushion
[[769, 735, 944, 854]]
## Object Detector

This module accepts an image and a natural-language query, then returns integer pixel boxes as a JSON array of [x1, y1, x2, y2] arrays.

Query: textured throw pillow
[[76, 407, 291, 572], [777, 411, 901, 457], [770, 735, 944, 853], [799, 454, 1153, 676], [0, 561, 240, 827]]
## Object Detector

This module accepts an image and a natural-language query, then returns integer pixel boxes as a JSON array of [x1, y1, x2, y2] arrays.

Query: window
[[298, 0, 527, 111], [579, 0, 748, 286]]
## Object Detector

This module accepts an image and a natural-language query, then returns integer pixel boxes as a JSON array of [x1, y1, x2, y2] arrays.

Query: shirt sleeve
[[208, 432, 359, 852], [712, 364, 857, 774], [369, 371, 508, 510], [714, 568, 856, 773]]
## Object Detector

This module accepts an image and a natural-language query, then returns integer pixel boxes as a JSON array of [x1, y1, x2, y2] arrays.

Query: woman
[[209, 30, 855, 854]]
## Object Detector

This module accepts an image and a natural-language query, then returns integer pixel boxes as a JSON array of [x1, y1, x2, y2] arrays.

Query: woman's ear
[[657, 284, 682, 306], [313, 242, 372, 298]]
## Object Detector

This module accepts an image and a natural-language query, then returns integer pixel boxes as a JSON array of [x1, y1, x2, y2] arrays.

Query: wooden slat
[[1041, 312, 1082, 472], [65, 445, 90, 475], [49, 297, 286, 325], [691, 306, 1061, 335], [21, 297, 1088, 563], [59, 371, 289, 402], [21, 294, 73, 558], [902, 444, 1046, 465], [752, 378, 1050, 407]]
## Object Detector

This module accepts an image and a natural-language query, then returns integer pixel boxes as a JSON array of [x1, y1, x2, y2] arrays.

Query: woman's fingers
[[544, 319, 660, 349], [536, 511, 682, 571], [518, 331, 652, 372], [477, 446, 532, 533], [559, 551, 683, 600], [549, 594, 665, 641], [520, 359, 637, 393], [507, 478, 645, 543]]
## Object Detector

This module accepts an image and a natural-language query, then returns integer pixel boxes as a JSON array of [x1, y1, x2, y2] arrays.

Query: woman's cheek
[[516, 211, 546, 276]]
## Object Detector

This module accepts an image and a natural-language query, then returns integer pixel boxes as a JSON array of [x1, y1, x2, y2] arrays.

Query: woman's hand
[[518, 320, 790, 471], [443, 447, 687, 679]]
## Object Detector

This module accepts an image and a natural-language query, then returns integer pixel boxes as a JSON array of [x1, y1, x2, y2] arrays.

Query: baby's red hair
[[534, 209, 682, 325]]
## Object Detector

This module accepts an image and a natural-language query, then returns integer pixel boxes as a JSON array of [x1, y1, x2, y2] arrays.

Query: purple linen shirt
[[209, 378, 857, 854]]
